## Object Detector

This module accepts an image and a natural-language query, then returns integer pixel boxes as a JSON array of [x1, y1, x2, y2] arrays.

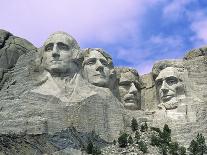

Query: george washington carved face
[[43, 32, 80, 76]]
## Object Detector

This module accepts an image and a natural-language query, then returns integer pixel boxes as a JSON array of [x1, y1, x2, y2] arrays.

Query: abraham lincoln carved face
[[155, 67, 185, 110]]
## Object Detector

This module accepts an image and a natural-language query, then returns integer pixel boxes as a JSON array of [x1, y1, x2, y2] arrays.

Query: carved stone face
[[118, 71, 141, 110], [43, 32, 79, 75], [82, 50, 110, 87], [155, 67, 185, 109]]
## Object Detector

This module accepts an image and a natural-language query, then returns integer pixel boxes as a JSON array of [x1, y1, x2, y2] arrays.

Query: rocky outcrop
[[0, 30, 206, 154]]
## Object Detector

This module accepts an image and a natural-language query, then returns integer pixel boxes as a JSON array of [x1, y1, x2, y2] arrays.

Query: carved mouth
[[94, 74, 105, 78], [161, 95, 174, 101], [124, 95, 135, 103]]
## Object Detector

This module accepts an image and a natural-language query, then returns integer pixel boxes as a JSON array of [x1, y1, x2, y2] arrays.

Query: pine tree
[[118, 133, 128, 148], [169, 142, 179, 155], [196, 133, 207, 154], [128, 135, 133, 145], [138, 140, 148, 153], [86, 141, 93, 154], [179, 146, 186, 155], [113, 140, 116, 145], [162, 124, 171, 144], [131, 117, 138, 132], [188, 139, 199, 155], [134, 131, 140, 143], [188, 133, 207, 155]]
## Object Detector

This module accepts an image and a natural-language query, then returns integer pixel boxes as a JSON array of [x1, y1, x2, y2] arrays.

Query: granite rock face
[[0, 30, 206, 154]]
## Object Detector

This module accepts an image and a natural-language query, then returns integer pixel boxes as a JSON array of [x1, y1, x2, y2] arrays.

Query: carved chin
[[161, 95, 174, 103], [124, 102, 138, 110], [92, 79, 108, 87]]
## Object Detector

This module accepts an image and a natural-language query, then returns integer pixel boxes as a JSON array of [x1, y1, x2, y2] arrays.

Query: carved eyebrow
[[155, 78, 163, 85], [83, 58, 96, 65], [165, 76, 178, 81], [44, 43, 54, 51]]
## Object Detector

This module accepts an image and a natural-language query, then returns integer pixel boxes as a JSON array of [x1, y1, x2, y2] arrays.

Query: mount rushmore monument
[[0, 29, 206, 154]]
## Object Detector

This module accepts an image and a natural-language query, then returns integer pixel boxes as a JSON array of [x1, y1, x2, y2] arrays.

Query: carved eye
[[100, 59, 108, 66], [166, 78, 178, 85], [45, 44, 53, 51], [119, 81, 131, 86], [57, 42, 69, 50], [86, 59, 96, 65], [156, 80, 163, 87]]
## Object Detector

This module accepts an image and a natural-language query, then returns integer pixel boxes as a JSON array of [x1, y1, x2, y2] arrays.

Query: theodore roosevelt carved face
[[116, 68, 141, 110]]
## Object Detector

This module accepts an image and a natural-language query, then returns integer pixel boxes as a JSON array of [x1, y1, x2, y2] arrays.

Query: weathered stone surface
[[0, 29, 36, 90], [0, 30, 206, 154], [184, 45, 207, 60], [140, 73, 157, 110]]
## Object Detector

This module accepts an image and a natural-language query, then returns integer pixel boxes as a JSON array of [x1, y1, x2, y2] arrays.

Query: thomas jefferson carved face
[[43, 32, 79, 76], [82, 49, 111, 87], [155, 67, 185, 109], [117, 68, 141, 110]]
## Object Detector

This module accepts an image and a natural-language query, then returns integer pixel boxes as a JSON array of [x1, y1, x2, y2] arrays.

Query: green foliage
[[196, 133, 207, 154], [160, 144, 168, 155], [150, 127, 162, 135], [134, 131, 140, 143], [161, 124, 171, 145], [118, 133, 128, 148], [138, 140, 148, 153], [144, 122, 148, 131], [151, 134, 161, 146], [86, 141, 93, 154], [179, 146, 186, 155], [188, 140, 199, 155], [188, 133, 207, 155], [140, 122, 148, 132], [140, 124, 145, 132], [86, 141, 101, 155], [150, 124, 187, 155], [92, 147, 101, 155], [128, 135, 133, 145], [169, 142, 179, 155], [113, 140, 116, 145], [131, 117, 138, 132]]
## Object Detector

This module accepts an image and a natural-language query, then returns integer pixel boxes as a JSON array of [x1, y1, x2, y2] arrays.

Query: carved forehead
[[115, 67, 139, 83], [84, 50, 107, 60], [121, 71, 138, 82], [43, 32, 79, 49], [156, 67, 180, 81], [115, 67, 139, 78], [82, 48, 113, 67]]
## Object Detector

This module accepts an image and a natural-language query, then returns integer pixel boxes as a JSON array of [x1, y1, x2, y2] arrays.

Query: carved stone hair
[[80, 48, 114, 68], [115, 67, 139, 79]]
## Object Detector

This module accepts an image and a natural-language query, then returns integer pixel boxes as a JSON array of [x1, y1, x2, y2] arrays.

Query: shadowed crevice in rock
[[0, 127, 109, 155]]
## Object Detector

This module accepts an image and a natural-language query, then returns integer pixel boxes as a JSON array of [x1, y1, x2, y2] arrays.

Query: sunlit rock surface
[[0, 30, 206, 154]]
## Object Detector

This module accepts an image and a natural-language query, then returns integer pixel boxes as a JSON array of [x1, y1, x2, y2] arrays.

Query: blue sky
[[1, 0, 207, 74]]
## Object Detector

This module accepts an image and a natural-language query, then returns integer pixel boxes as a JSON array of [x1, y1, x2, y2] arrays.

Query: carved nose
[[129, 83, 137, 94], [160, 81, 169, 92], [52, 44, 60, 58]]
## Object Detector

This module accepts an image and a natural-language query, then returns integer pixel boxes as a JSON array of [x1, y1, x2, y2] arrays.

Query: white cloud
[[189, 11, 207, 45], [162, 0, 192, 20], [0, 0, 149, 47]]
